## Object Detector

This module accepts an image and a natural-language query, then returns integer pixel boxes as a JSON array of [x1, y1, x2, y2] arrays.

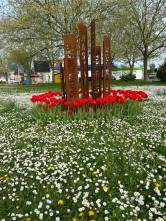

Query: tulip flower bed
[[31, 89, 148, 122], [0, 87, 166, 221]]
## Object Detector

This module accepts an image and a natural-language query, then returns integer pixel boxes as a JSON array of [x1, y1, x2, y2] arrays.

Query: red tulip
[[67, 109, 73, 115], [117, 96, 126, 104], [37, 103, 43, 107], [64, 101, 71, 107], [72, 101, 79, 108]]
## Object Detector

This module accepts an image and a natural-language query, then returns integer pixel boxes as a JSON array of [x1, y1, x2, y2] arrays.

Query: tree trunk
[[143, 55, 148, 81], [129, 59, 135, 75], [27, 61, 32, 84], [4, 72, 8, 84], [128, 57, 135, 75]]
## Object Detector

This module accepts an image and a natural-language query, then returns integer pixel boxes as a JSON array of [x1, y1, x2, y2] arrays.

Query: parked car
[[111, 75, 116, 80], [148, 75, 159, 81], [9, 79, 19, 84]]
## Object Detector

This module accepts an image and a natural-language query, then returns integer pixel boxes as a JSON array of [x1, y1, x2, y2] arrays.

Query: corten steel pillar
[[95, 46, 102, 97], [60, 61, 66, 100], [64, 34, 79, 101], [103, 36, 111, 97], [91, 19, 98, 99], [79, 23, 89, 98]]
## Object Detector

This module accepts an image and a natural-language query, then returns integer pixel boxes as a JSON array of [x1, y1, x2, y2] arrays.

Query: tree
[[0, 0, 113, 66], [119, 0, 166, 80], [157, 61, 166, 82], [118, 34, 141, 75], [98, 11, 141, 73], [8, 49, 32, 71], [0, 56, 10, 83], [7, 48, 36, 85], [0, 37, 10, 83]]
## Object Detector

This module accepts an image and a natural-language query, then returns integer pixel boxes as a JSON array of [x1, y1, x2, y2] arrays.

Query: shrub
[[0, 80, 6, 84], [157, 62, 166, 82], [120, 72, 136, 81]]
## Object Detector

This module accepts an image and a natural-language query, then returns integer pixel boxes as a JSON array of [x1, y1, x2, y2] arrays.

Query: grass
[[0, 100, 19, 113], [0, 80, 166, 94], [0, 88, 166, 221], [0, 83, 61, 94], [111, 79, 166, 86]]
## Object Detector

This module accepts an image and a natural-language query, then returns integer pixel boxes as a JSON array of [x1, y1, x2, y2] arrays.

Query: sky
[[151, 55, 166, 68]]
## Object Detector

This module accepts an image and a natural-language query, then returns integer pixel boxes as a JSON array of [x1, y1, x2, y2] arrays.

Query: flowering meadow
[[0, 86, 166, 221]]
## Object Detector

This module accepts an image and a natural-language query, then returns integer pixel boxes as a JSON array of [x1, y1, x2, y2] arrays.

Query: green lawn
[[0, 83, 61, 94], [0, 80, 166, 94]]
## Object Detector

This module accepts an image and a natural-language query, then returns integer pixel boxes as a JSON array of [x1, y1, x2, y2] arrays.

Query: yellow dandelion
[[72, 218, 78, 221], [92, 171, 97, 176], [79, 212, 84, 217], [0, 176, 9, 181], [88, 210, 95, 216], [90, 220, 96, 221], [25, 218, 31, 221], [155, 182, 160, 189], [57, 199, 64, 205], [102, 186, 108, 192]]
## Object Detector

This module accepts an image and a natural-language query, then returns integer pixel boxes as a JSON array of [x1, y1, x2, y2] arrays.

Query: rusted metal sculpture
[[79, 23, 89, 98], [95, 46, 102, 97], [62, 21, 111, 103], [64, 34, 79, 101], [91, 19, 98, 99], [103, 36, 111, 96]]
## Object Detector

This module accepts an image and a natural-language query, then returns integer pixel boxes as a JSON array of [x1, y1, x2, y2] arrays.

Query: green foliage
[[0, 80, 6, 84], [157, 62, 166, 82], [120, 72, 136, 81], [31, 100, 142, 124], [8, 48, 31, 70]]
